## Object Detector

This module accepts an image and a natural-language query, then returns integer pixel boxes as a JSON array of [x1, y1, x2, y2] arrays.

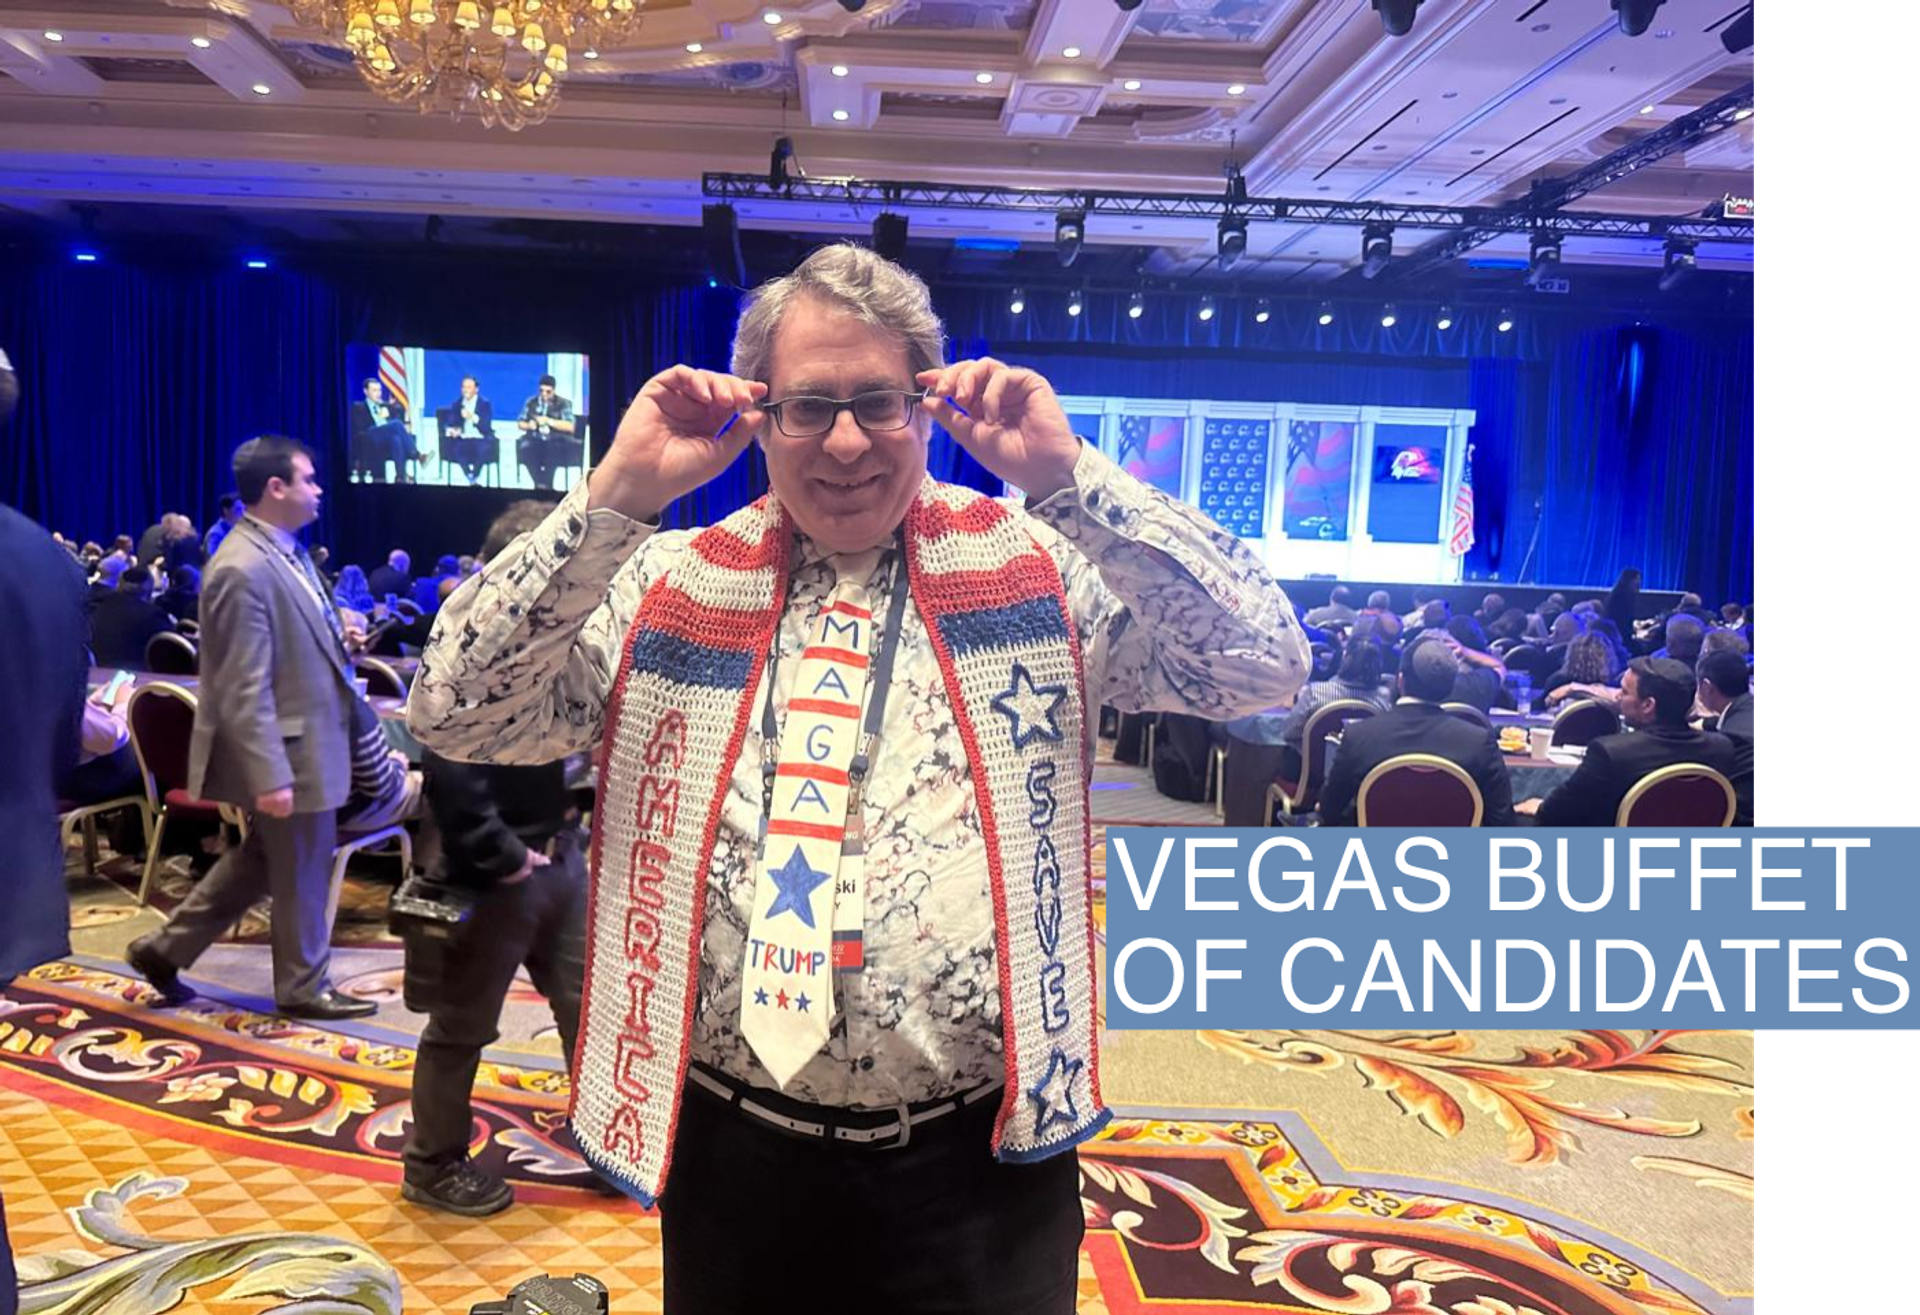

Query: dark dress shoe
[[125, 940, 196, 1006], [278, 989, 377, 1021], [401, 1160, 513, 1217]]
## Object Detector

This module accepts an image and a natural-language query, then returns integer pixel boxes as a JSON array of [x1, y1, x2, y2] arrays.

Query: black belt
[[688, 1062, 1000, 1151]]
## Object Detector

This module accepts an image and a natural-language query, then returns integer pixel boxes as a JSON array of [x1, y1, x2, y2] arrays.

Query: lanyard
[[758, 539, 911, 819]]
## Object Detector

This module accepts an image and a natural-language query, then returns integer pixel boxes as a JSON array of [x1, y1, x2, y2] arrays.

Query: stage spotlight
[[1067, 286, 1085, 317], [1127, 289, 1145, 319], [1114, 0, 1145, 10], [1720, 5, 1753, 54], [1436, 305, 1454, 330], [1317, 300, 1335, 326], [1217, 214, 1248, 271], [1254, 297, 1272, 324], [1380, 303, 1398, 328], [244, 257, 270, 270], [872, 211, 909, 261], [1054, 209, 1085, 266], [73, 250, 99, 263], [1360, 223, 1393, 278], [1372, 0, 1423, 37], [1658, 238, 1698, 292], [701, 203, 747, 288], [1198, 294, 1217, 322], [1525, 231, 1562, 288], [837, 0, 868, 10], [1611, 0, 1666, 37], [1496, 309, 1515, 333], [1009, 287, 1026, 315]]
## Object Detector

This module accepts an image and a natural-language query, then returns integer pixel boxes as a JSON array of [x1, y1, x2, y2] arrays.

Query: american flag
[[378, 346, 411, 415], [1449, 444, 1476, 556]]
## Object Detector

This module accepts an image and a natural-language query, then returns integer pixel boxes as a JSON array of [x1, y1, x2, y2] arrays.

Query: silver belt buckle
[[889, 1098, 913, 1150]]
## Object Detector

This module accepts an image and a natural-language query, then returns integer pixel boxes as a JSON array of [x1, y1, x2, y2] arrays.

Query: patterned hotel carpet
[[3, 766, 1751, 1315]]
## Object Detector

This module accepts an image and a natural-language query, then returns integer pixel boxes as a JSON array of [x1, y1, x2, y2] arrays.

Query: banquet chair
[[144, 631, 199, 675], [1616, 764, 1737, 827], [127, 682, 244, 905], [1356, 754, 1485, 827], [1551, 698, 1620, 747], [1266, 699, 1378, 822], [1308, 641, 1340, 682], [177, 619, 200, 638], [355, 655, 408, 699], [58, 791, 154, 879], [1441, 702, 1493, 730]]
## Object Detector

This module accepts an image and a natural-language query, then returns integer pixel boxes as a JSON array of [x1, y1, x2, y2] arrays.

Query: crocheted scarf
[[573, 478, 1110, 1205]]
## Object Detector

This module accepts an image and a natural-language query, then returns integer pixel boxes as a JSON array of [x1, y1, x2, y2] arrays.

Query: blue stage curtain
[[1537, 321, 1755, 601]]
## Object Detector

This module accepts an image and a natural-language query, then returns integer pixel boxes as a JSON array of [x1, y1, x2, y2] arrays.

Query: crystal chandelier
[[289, 0, 644, 131]]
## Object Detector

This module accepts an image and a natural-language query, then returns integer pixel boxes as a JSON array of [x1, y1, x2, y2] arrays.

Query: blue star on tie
[[764, 843, 830, 929], [1028, 1048, 1083, 1137], [796, 993, 811, 1013], [754, 987, 769, 1007], [992, 662, 1067, 750]]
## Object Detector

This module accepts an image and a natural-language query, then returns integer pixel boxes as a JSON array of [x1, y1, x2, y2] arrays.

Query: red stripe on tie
[[801, 646, 870, 668], [789, 698, 860, 718], [775, 763, 850, 786], [823, 599, 873, 620], [832, 941, 865, 970], [768, 820, 849, 842]]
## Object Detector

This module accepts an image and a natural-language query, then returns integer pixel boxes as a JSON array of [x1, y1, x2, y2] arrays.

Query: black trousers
[[658, 1074, 1084, 1314], [401, 844, 587, 1178]]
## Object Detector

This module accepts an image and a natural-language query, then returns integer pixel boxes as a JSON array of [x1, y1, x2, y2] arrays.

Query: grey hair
[[731, 242, 946, 385]]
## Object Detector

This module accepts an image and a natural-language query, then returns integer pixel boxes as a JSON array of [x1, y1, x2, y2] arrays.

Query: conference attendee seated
[[411, 555, 461, 613], [1402, 598, 1451, 646], [1303, 584, 1358, 629], [158, 563, 201, 625], [1653, 613, 1706, 665], [1524, 592, 1569, 641], [61, 679, 145, 855], [1272, 636, 1394, 783], [368, 548, 413, 604], [1541, 632, 1620, 709], [1473, 592, 1506, 630], [334, 563, 377, 615], [1441, 616, 1507, 711], [1359, 590, 1403, 642], [1519, 657, 1738, 825], [1487, 607, 1529, 643], [88, 551, 130, 603], [1697, 645, 1758, 737], [1701, 627, 1750, 661], [90, 566, 176, 668], [1317, 641, 1516, 828], [1696, 649, 1753, 825]]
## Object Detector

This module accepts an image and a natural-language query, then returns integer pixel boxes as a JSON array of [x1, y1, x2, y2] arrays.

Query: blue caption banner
[[1103, 828, 1915, 1028]]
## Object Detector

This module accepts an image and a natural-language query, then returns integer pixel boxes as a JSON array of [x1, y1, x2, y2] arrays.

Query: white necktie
[[740, 558, 878, 1088]]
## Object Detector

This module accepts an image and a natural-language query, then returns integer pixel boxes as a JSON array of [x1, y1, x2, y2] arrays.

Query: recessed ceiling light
[[975, 71, 993, 84], [251, 83, 272, 95], [583, 48, 600, 58], [1640, 102, 1655, 114], [1227, 83, 1246, 96], [1123, 79, 1142, 91], [685, 42, 702, 53], [191, 36, 213, 49], [831, 64, 849, 77], [43, 30, 63, 42], [832, 108, 850, 121], [763, 11, 783, 24], [1062, 46, 1082, 58], [1734, 107, 1753, 120]]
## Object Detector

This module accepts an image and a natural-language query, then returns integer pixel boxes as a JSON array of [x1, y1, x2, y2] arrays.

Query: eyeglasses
[[760, 388, 929, 438]]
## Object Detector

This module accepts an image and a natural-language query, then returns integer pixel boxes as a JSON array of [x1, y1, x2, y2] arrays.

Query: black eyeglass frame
[[758, 387, 932, 438]]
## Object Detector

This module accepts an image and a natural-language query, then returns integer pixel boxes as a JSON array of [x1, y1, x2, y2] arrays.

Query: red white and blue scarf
[[573, 477, 1108, 1205]]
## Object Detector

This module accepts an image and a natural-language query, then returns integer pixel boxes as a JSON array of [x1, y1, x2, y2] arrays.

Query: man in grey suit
[[126, 435, 382, 1020]]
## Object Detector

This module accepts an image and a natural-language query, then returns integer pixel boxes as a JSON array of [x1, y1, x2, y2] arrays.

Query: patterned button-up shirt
[[408, 442, 1308, 1108]]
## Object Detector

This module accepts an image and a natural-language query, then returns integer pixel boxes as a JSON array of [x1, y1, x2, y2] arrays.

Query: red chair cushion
[[161, 789, 226, 819]]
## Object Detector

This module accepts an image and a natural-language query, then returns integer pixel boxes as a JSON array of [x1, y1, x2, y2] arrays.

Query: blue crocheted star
[[1028, 1048, 1083, 1136]]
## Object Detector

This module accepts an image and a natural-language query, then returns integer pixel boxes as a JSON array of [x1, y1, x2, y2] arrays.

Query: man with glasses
[[409, 243, 1309, 1311]]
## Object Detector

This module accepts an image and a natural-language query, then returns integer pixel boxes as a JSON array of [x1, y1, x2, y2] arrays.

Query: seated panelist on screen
[[517, 373, 577, 491], [350, 378, 424, 483], [449, 374, 495, 486]]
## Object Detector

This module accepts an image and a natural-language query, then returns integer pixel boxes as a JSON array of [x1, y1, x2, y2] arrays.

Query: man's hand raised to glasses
[[589, 367, 768, 523]]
